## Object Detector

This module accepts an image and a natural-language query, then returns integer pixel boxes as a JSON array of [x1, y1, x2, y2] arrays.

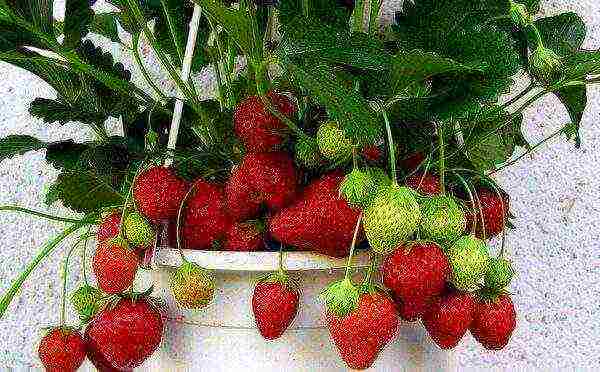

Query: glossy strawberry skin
[[181, 180, 232, 250], [85, 298, 163, 370], [465, 188, 509, 239], [97, 211, 121, 244], [392, 294, 432, 322], [423, 292, 475, 349], [382, 242, 450, 320], [38, 328, 86, 372], [327, 292, 398, 370], [252, 281, 299, 339], [405, 173, 442, 196], [96, 212, 152, 254], [224, 222, 264, 251], [92, 242, 139, 294], [400, 152, 425, 172], [226, 152, 298, 221], [234, 92, 297, 153], [133, 166, 189, 223], [269, 172, 363, 258], [470, 294, 516, 350]]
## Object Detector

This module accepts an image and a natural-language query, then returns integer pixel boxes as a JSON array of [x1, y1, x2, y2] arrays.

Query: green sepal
[[321, 277, 359, 317]]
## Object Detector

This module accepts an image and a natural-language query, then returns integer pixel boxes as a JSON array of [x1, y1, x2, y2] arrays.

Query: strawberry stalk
[[259, 93, 306, 139], [0, 205, 85, 224], [0, 222, 88, 318], [175, 183, 200, 263], [60, 234, 88, 326], [381, 109, 397, 184], [450, 170, 478, 236], [437, 123, 446, 195], [344, 213, 363, 280]]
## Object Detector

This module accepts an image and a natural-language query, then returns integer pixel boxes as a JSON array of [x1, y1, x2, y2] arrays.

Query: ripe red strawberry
[[422, 291, 475, 349], [181, 179, 232, 250], [226, 152, 298, 221], [97, 211, 121, 244], [470, 293, 516, 350], [400, 151, 425, 171], [361, 144, 383, 162], [252, 272, 299, 339], [382, 241, 450, 320], [92, 239, 139, 294], [133, 166, 189, 223], [269, 172, 363, 258], [234, 92, 297, 153], [85, 297, 163, 370], [326, 291, 398, 370], [38, 327, 86, 371], [465, 188, 509, 239], [392, 294, 432, 322], [405, 172, 442, 196], [224, 222, 264, 251]]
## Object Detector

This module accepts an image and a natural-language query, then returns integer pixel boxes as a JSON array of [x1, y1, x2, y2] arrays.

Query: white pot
[[130, 247, 455, 371]]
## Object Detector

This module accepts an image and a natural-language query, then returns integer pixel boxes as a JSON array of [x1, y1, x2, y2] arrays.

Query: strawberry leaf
[[535, 12, 586, 56], [563, 50, 600, 80], [46, 170, 124, 213], [279, 18, 392, 71], [0, 135, 46, 162], [555, 86, 586, 148], [63, 0, 96, 48], [282, 60, 382, 145]]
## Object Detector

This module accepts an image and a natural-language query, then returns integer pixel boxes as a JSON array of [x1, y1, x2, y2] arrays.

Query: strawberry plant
[[0, 0, 599, 369]]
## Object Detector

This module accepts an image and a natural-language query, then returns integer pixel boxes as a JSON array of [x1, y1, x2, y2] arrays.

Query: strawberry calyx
[[321, 277, 359, 317], [475, 286, 510, 304]]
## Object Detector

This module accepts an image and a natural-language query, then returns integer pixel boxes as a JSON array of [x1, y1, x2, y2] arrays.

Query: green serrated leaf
[[283, 60, 381, 145], [90, 13, 121, 43], [63, 0, 94, 48], [45, 140, 91, 170], [563, 50, 600, 80], [535, 12, 586, 57], [279, 18, 392, 71], [0, 135, 46, 162], [191, 0, 260, 64], [554, 85, 586, 147], [46, 170, 124, 213], [390, 50, 484, 95]]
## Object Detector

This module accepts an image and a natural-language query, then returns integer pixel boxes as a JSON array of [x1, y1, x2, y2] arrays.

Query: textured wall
[[1, 0, 599, 370]]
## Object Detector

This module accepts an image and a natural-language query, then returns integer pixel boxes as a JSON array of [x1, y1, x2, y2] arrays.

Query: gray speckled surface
[[1, 0, 600, 370]]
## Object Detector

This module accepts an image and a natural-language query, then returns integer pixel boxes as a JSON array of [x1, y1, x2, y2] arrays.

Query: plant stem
[[438, 123, 446, 195], [0, 206, 84, 224], [490, 124, 566, 174], [60, 235, 86, 325], [278, 244, 285, 274], [381, 109, 397, 184], [125, 0, 200, 108], [363, 253, 379, 286], [176, 184, 200, 263], [369, 0, 383, 35], [500, 82, 537, 111], [0, 223, 86, 318], [82, 227, 91, 285], [344, 213, 363, 280], [450, 170, 478, 236], [132, 32, 168, 103]]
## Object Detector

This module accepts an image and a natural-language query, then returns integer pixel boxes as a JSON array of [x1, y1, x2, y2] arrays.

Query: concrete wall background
[[1, 0, 599, 370]]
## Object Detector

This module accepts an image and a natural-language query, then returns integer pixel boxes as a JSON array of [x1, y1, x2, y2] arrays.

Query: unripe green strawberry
[[484, 258, 515, 290], [339, 168, 377, 208], [529, 46, 562, 84], [170, 261, 215, 310], [294, 135, 322, 169], [363, 183, 421, 255], [420, 195, 466, 245], [316, 121, 353, 164], [124, 211, 155, 247], [446, 235, 490, 291], [71, 285, 103, 323]]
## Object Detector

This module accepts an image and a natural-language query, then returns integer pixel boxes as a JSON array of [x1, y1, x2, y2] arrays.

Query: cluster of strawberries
[[37, 92, 517, 371]]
